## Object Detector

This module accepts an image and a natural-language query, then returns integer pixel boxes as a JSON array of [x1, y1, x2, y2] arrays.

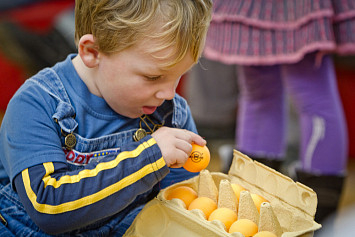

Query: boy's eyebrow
[[136, 65, 169, 75]]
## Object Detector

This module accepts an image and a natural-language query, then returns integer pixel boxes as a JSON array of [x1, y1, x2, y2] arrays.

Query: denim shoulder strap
[[28, 67, 78, 134], [151, 94, 190, 129], [172, 94, 189, 128]]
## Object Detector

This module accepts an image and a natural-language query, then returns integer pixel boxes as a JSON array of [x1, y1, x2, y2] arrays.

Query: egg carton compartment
[[124, 150, 321, 237]]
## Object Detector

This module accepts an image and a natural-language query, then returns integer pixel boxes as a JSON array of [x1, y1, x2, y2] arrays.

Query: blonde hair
[[75, 0, 212, 67]]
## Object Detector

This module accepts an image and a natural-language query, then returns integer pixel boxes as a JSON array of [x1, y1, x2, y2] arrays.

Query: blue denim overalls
[[0, 66, 197, 236]]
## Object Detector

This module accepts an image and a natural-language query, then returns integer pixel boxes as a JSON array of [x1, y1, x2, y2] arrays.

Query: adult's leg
[[283, 52, 348, 223], [236, 64, 287, 170]]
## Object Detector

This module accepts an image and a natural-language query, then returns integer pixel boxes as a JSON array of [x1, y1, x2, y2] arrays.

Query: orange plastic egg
[[229, 219, 258, 236], [251, 193, 268, 213], [166, 186, 197, 208], [231, 183, 246, 200], [208, 207, 238, 230], [188, 196, 217, 219], [183, 144, 210, 173]]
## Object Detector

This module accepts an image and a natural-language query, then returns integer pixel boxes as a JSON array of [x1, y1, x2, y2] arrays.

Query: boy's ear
[[78, 34, 100, 68]]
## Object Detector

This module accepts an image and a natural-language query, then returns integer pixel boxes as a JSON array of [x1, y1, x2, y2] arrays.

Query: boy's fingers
[[187, 131, 206, 146], [166, 149, 188, 168], [179, 130, 206, 146], [193, 137, 207, 147], [175, 139, 193, 155]]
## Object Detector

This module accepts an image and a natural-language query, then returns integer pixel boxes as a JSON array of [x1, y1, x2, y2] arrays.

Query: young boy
[[0, 0, 212, 235]]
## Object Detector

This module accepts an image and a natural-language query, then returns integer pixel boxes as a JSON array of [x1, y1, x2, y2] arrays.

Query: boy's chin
[[113, 110, 142, 119]]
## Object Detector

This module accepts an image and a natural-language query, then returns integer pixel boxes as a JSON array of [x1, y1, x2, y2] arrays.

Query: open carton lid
[[124, 150, 322, 237]]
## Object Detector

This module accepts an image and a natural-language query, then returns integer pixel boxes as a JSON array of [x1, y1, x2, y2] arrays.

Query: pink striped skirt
[[204, 0, 355, 65]]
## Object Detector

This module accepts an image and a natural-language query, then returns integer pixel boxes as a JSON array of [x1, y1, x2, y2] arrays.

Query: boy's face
[[93, 39, 195, 119]]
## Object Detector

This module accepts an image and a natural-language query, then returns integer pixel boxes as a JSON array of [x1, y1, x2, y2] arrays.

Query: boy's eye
[[146, 75, 161, 81]]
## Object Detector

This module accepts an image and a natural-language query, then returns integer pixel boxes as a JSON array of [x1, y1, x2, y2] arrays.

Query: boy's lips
[[142, 106, 157, 114]]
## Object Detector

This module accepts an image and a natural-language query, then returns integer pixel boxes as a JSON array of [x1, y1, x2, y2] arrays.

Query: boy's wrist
[[139, 135, 170, 180]]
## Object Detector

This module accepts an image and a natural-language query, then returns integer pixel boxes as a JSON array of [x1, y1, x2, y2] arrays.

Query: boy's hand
[[151, 127, 206, 168]]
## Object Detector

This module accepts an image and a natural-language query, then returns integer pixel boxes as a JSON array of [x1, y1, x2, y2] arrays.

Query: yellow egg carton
[[124, 150, 321, 237]]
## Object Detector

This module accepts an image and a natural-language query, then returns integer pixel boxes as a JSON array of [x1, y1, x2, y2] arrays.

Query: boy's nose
[[156, 85, 176, 100]]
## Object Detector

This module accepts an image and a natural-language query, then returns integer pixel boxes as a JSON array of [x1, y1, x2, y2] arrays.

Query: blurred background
[[1, 0, 355, 235], [0, 0, 75, 120]]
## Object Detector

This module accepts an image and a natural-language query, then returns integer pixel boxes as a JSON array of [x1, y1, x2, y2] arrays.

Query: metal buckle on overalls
[[133, 115, 164, 142], [133, 128, 147, 142], [63, 131, 76, 150], [54, 116, 77, 150]]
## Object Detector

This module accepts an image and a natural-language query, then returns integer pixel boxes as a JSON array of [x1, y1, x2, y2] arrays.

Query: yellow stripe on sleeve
[[42, 138, 156, 188], [22, 157, 166, 214]]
